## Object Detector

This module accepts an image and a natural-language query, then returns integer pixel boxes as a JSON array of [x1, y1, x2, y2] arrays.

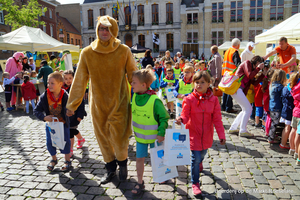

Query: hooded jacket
[[5, 52, 25, 78], [269, 81, 284, 112], [21, 81, 36, 101], [281, 84, 294, 121], [291, 82, 300, 118]]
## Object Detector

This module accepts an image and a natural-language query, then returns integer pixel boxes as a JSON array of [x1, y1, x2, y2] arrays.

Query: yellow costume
[[66, 16, 137, 165]]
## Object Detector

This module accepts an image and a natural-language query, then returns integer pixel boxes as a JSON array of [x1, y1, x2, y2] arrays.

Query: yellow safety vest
[[173, 68, 181, 80], [178, 79, 193, 100]]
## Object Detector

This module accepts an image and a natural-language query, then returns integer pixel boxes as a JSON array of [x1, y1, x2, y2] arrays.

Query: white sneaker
[[289, 149, 295, 155], [239, 131, 254, 138], [294, 153, 298, 160], [228, 129, 239, 134]]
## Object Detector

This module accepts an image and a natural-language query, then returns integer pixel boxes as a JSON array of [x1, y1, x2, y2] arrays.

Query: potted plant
[[193, 21, 198, 24], [152, 22, 158, 25]]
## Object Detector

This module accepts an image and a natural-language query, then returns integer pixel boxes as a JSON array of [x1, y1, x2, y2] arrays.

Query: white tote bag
[[150, 140, 178, 183], [164, 122, 190, 166], [46, 117, 66, 150], [166, 86, 176, 102], [175, 99, 183, 118]]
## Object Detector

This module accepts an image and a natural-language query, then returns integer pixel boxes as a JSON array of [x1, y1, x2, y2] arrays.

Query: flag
[[134, 0, 137, 10], [117, 1, 120, 14], [129, 0, 131, 13], [123, 0, 125, 14], [112, 4, 117, 15], [153, 33, 160, 45]]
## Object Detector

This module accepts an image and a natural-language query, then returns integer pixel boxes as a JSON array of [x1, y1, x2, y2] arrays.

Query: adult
[[22, 56, 32, 72], [228, 56, 266, 137], [263, 37, 296, 73], [5, 52, 24, 109], [141, 50, 154, 69], [209, 45, 222, 87], [37, 60, 53, 90], [221, 38, 241, 113], [161, 50, 175, 65], [66, 15, 137, 184], [48, 55, 58, 71], [240, 42, 256, 63]]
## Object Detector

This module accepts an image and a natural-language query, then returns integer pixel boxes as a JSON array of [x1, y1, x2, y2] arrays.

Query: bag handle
[[50, 117, 59, 125], [172, 121, 185, 129], [154, 139, 163, 148]]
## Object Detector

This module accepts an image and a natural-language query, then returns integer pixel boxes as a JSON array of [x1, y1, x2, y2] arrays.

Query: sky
[[56, 0, 85, 4]]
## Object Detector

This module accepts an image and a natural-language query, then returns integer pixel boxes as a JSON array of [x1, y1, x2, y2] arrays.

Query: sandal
[[131, 181, 145, 197], [47, 159, 57, 171], [61, 161, 72, 172]]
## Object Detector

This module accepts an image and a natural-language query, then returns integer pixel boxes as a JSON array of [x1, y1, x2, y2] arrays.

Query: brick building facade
[[38, 0, 57, 39]]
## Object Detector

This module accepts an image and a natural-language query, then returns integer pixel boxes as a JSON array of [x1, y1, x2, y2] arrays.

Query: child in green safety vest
[[173, 64, 194, 118], [160, 61, 173, 81], [160, 68, 179, 119], [130, 69, 170, 196], [173, 62, 182, 80]]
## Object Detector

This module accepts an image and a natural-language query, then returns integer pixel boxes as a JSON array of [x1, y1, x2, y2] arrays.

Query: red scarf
[[192, 89, 212, 105], [47, 88, 64, 109], [62, 84, 70, 91], [138, 89, 156, 95], [183, 76, 193, 85], [166, 76, 174, 80]]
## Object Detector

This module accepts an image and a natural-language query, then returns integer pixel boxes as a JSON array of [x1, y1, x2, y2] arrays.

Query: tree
[[0, 0, 47, 30]]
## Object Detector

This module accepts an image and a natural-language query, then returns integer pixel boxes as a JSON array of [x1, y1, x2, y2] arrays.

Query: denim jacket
[[281, 85, 294, 121], [269, 81, 284, 112]]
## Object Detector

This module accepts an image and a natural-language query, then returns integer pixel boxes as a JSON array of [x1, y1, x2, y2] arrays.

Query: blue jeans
[[250, 103, 256, 119], [191, 149, 207, 184], [221, 93, 233, 111]]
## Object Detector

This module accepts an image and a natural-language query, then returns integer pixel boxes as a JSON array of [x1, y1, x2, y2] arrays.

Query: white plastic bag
[[150, 140, 178, 183], [46, 117, 66, 150], [176, 99, 183, 118], [164, 122, 190, 166], [157, 89, 163, 101], [166, 86, 176, 102]]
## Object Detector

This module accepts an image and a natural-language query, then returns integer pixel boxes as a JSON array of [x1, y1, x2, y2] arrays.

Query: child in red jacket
[[21, 75, 36, 114], [175, 71, 225, 196], [254, 82, 263, 127]]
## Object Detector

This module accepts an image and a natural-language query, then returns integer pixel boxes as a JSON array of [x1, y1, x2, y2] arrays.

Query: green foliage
[[0, 0, 47, 30]]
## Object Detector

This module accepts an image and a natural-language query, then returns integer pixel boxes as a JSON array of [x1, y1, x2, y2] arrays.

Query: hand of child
[[156, 136, 164, 143], [219, 139, 226, 145], [44, 115, 54, 122], [66, 109, 75, 117], [77, 117, 82, 122], [167, 82, 172, 85], [175, 117, 182, 125]]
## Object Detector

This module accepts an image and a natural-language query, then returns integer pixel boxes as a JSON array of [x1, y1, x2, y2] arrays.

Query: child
[[179, 57, 185, 71], [130, 69, 169, 196], [30, 71, 40, 102], [262, 69, 274, 135], [246, 84, 256, 121], [160, 68, 178, 118], [13, 72, 23, 107], [268, 69, 286, 143], [62, 70, 86, 157], [146, 65, 159, 92], [194, 63, 201, 72], [34, 72, 71, 172], [173, 64, 194, 118], [154, 61, 162, 80], [279, 73, 295, 149], [160, 61, 173, 81], [199, 60, 207, 71], [2, 72, 16, 111], [173, 62, 181, 80], [28, 57, 36, 72], [21, 75, 36, 114], [175, 71, 225, 195], [254, 76, 264, 127]]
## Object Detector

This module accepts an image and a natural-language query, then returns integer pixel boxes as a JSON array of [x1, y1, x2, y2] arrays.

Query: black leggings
[[70, 129, 79, 139]]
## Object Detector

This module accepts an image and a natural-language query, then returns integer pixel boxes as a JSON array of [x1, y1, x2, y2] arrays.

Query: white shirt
[[240, 47, 254, 63]]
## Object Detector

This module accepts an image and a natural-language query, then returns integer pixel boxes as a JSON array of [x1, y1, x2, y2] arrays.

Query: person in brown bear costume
[[66, 15, 137, 184]]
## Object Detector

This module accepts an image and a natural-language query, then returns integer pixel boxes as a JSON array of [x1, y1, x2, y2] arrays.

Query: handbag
[[218, 67, 244, 95], [165, 86, 176, 102], [46, 117, 66, 150], [150, 140, 178, 183], [213, 87, 223, 97], [163, 122, 190, 166]]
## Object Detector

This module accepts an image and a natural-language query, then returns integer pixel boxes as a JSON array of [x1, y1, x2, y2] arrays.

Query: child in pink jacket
[[176, 71, 225, 196]]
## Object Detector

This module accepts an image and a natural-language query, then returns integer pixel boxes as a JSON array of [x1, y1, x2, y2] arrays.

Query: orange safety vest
[[222, 47, 238, 75]]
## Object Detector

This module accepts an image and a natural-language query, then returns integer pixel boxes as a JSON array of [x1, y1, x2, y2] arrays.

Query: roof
[[181, 0, 204, 7], [83, 0, 107, 4], [57, 16, 81, 35]]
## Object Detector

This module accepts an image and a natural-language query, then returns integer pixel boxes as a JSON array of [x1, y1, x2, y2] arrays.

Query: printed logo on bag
[[177, 153, 183, 159], [157, 150, 164, 159], [173, 132, 186, 142], [165, 168, 171, 174], [51, 129, 56, 134], [168, 88, 173, 92]]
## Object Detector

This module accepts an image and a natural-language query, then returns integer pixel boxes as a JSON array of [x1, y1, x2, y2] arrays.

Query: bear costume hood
[[91, 15, 121, 54]]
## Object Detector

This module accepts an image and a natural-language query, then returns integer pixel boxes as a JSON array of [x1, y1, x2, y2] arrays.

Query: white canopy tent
[[255, 13, 300, 56], [0, 26, 79, 52], [218, 41, 251, 56]]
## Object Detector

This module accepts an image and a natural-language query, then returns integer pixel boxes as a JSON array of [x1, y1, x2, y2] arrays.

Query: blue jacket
[[269, 81, 284, 112], [281, 84, 294, 121], [150, 71, 160, 90], [173, 79, 193, 98], [160, 78, 178, 88], [34, 89, 69, 127]]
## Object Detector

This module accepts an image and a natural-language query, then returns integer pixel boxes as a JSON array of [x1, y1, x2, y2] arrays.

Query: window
[[49, 9, 52, 19], [78, 39, 81, 46], [60, 38, 64, 42], [211, 31, 224, 46], [166, 33, 173, 52], [89, 37, 92, 44], [153, 34, 159, 53], [100, 8, 106, 16], [292, 0, 299, 15], [50, 25, 53, 37], [152, 4, 159, 25], [230, 31, 243, 41], [0, 10, 4, 24], [187, 13, 198, 24], [270, 0, 284, 20], [43, 24, 46, 32], [88, 10, 94, 29], [42, 6, 45, 16], [187, 32, 198, 43], [138, 5, 144, 26], [212, 2, 223, 23], [250, 0, 263, 21], [138, 34, 145, 47], [166, 3, 173, 24], [125, 6, 131, 26], [71, 38, 74, 44], [59, 28, 63, 34], [75, 39, 77, 45], [231, 1, 243, 22], [249, 30, 262, 41], [67, 34, 70, 44]]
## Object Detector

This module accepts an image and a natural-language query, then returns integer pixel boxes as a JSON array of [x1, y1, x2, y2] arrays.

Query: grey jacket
[[209, 52, 223, 80]]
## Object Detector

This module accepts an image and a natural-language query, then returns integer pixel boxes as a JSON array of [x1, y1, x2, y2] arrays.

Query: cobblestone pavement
[[0, 90, 300, 200]]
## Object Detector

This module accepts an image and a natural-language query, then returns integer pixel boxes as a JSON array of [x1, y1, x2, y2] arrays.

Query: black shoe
[[227, 109, 238, 113], [170, 112, 174, 119], [1, 106, 4, 111], [119, 165, 128, 181], [100, 171, 116, 184]]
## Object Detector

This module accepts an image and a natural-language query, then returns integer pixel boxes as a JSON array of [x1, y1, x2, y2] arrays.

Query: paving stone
[[273, 168, 287, 176], [202, 185, 216, 194], [201, 176, 214, 185], [24, 190, 43, 197], [85, 187, 105, 195], [211, 165, 223, 172], [40, 191, 59, 198], [249, 168, 262, 176], [235, 165, 248, 172], [56, 192, 75, 199], [7, 188, 28, 196], [232, 193, 247, 200], [278, 175, 294, 185], [75, 194, 95, 200], [5, 196, 25, 200], [143, 191, 174, 199], [284, 185, 300, 196], [288, 173, 300, 181], [263, 172, 277, 180], [239, 172, 252, 179], [253, 175, 268, 184], [269, 180, 283, 189], [35, 183, 55, 190], [5, 181, 23, 187], [261, 194, 278, 200], [241, 179, 255, 188], [225, 169, 237, 175], [217, 190, 231, 199]]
